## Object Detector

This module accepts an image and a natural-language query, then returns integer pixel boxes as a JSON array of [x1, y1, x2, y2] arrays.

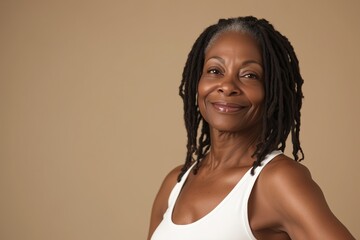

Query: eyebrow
[[207, 56, 226, 64], [206, 56, 263, 67]]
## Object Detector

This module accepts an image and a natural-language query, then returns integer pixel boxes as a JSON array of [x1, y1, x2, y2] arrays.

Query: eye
[[241, 73, 260, 80], [207, 68, 223, 75]]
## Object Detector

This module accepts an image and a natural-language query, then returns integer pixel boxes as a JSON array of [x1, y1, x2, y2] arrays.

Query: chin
[[210, 121, 246, 133], [208, 118, 262, 135]]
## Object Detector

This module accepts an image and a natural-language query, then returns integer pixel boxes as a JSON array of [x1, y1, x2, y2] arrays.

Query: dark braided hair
[[178, 16, 304, 182]]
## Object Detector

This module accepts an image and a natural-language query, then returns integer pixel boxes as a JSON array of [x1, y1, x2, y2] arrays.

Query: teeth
[[219, 107, 228, 112]]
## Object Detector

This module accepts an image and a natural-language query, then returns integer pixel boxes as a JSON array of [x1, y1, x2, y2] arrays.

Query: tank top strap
[[168, 162, 197, 207], [251, 150, 283, 176], [240, 150, 283, 239]]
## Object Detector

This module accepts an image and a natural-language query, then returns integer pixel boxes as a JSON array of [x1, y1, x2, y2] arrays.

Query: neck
[[203, 127, 261, 169]]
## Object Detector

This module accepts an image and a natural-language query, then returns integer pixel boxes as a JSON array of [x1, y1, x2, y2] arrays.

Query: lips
[[211, 102, 245, 113]]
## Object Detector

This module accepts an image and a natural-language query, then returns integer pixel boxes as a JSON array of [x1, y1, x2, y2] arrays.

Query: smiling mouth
[[211, 102, 245, 113]]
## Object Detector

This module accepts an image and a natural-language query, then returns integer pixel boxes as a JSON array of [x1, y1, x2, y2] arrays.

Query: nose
[[217, 75, 241, 96]]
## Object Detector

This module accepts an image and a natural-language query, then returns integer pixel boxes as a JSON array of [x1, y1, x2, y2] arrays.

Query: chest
[[168, 168, 290, 240], [171, 168, 247, 225]]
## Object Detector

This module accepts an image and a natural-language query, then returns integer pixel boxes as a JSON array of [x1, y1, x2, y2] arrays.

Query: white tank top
[[151, 150, 282, 240]]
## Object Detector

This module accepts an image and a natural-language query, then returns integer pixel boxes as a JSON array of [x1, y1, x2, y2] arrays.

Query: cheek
[[255, 91, 265, 106], [248, 84, 265, 105], [197, 85, 206, 118], [197, 78, 213, 97], [246, 86, 265, 119], [197, 79, 213, 119]]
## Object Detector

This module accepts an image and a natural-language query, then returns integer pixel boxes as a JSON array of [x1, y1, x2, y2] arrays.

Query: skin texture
[[147, 32, 355, 240]]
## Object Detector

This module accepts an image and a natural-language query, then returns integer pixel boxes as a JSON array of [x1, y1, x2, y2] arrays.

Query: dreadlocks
[[178, 16, 304, 182]]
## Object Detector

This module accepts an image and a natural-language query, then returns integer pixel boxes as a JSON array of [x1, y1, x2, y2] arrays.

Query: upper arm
[[147, 166, 182, 240], [261, 158, 355, 240]]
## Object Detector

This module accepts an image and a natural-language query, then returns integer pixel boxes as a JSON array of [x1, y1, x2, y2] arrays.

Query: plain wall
[[1, 0, 359, 239]]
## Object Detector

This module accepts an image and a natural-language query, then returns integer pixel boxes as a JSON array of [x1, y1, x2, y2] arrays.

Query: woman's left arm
[[261, 158, 355, 240]]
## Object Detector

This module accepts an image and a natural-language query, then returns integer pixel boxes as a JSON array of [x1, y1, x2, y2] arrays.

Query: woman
[[148, 16, 355, 240]]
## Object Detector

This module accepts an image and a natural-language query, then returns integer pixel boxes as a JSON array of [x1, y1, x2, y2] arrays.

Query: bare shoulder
[[147, 165, 183, 240], [256, 154, 355, 239], [259, 154, 312, 192], [157, 165, 184, 200], [151, 164, 183, 216]]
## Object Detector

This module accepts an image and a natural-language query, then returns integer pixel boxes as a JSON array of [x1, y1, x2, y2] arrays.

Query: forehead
[[205, 31, 262, 62]]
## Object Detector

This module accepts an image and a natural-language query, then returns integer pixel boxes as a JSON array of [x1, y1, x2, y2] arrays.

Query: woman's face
[[198, 31, 264, 133]]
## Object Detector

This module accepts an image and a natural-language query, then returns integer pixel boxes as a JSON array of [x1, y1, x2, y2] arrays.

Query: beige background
[[1, 0, 359, 239]]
